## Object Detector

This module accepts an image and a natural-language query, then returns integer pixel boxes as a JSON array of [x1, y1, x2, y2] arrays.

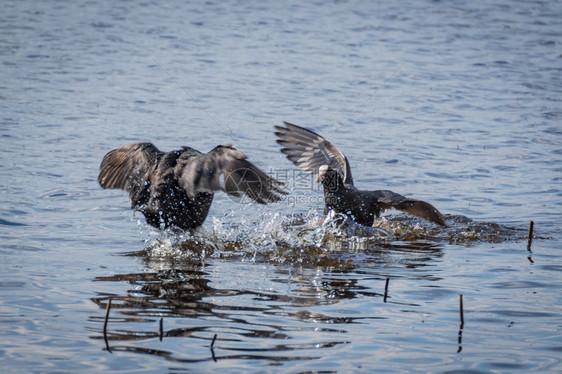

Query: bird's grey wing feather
[[275, 122, 353, 185], [178, 146, 286, 204], [98, 143, 163, 195]]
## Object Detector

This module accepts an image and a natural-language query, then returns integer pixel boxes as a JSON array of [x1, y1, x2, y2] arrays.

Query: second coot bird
[[275, 122, 446, 227], [99, 142, 286, 230]]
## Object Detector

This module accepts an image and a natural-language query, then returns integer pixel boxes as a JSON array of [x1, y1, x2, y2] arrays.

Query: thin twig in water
[[159, 317, 163, 341], [459, 294, 464, 327], [527, 220, 534, 252], [210, 333, 218, 362], [103, 298, 112, 353], [457, 325, 464, 353], [383, 278, 390, 303], [457, 294, 464, 353]]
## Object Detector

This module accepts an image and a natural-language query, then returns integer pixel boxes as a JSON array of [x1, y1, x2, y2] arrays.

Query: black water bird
[[274, 122, 446, 227], [98, 143, 286, 230]]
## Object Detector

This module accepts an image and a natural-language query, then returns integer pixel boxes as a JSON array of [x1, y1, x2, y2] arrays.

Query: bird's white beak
[[316, 165, 328, 183]]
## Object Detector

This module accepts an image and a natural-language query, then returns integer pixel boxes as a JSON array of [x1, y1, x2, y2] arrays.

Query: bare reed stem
[[459, 294, 464, 327], [210, 333, 218, 362], [384, 278, 390, 303], [457, 294, 465, 353], [103, 298, 112, 353], [526, 220, 534, 251]]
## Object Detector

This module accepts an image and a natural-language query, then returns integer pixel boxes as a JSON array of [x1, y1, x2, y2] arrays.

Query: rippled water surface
[[1, 0, 561, 372]]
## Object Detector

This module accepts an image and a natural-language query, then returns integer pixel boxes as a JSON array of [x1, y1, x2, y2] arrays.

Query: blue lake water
[[1, 0, 561, 372]]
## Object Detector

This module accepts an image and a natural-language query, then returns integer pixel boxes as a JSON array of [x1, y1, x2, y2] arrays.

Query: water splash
[[140, 210, 522, 265]]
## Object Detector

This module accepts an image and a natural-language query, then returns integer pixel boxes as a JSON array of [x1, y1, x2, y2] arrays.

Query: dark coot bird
[[274, 122, 446, 227], [98, 142, 286, 230]]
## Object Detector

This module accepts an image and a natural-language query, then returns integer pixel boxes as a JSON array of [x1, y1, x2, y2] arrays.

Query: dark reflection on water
[[69, 213, 552, 374], [87, 212, 531, 366], [89, 216, 461, 364], [88, 214, 517, 365], [90, 256, 356, 363]]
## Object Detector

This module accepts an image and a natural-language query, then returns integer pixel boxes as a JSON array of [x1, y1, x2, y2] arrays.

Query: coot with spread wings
[[275, 122, 446, 226], [98, 143, 286, 230]]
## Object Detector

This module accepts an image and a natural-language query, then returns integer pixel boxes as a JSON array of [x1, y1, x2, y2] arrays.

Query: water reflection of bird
[[98, 143, 286, 230], [275, 122, 446, 227]]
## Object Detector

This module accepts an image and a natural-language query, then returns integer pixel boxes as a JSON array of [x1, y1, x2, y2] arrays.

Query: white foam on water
[[141, 206, 522, 263]]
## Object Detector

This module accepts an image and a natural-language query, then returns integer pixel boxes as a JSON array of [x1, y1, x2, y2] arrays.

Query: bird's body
[[275, 122, 446, 227], [321, 169, 445, 227], [98, 143, 285, 231]]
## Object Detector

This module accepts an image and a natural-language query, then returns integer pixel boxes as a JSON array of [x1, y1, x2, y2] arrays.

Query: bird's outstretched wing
[[98, 143, 163, 196], [275, 122, 354, 185], [375, 190, 446, 226], [177, 145, 286, 204]]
